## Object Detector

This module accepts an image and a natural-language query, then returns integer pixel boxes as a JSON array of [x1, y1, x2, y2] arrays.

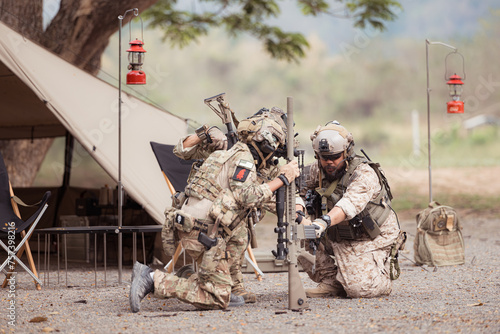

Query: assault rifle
[[204, 93, 238, 148]]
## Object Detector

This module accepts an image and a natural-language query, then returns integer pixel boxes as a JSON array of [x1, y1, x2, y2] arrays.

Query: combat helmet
[[237, 109, 287, 168], [310, 121, 354, 160]]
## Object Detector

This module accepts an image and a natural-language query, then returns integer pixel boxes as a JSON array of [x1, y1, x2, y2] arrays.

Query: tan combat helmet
[[310, 121, 354, 159], [237, 110, 287, 168]]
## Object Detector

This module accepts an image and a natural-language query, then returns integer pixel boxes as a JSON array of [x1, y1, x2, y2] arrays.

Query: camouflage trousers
[[153, 224, 248, 309], [226, 223, 249, 291], [300, 238, 393, 298]]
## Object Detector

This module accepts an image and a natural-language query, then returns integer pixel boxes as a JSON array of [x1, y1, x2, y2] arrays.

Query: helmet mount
[[311, 122, 354, 161]]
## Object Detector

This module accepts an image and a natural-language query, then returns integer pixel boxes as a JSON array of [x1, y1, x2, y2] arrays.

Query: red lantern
[[446, 74, 464, 114], [126, 39, 146, 85]]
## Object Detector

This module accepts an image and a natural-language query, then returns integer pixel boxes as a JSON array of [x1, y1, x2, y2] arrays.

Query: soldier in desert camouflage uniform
[[296, 121, 404, 299], [130, 110, 299, 311], [170, 108, 284, 304]]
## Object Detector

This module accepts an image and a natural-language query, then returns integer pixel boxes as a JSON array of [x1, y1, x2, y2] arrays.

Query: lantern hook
[[118, 8, 145, 43], [444, 50, 466, 81]]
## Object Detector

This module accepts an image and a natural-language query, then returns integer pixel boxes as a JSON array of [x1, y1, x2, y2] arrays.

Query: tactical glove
[[312, 215, 331, 238], [206, 126, 228, 150], [278, 160, 300, 185]]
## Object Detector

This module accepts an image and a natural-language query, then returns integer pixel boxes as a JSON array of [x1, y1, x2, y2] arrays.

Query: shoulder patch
[[238, 159, 254, 169], [232, 166, 251, 182]]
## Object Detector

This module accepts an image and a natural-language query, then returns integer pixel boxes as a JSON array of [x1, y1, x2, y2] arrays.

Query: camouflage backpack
[[414, 201, 465, 266]]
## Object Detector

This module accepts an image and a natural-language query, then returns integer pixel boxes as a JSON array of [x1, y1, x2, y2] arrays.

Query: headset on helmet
[[310, 121, 354, 158]]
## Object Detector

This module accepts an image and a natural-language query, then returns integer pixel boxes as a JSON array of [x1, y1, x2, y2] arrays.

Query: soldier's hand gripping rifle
[[204, 93, 238, 149]]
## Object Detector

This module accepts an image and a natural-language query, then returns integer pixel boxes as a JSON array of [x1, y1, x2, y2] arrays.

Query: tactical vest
[[183, 142, 250, 233], [316, 155, 393, 240]]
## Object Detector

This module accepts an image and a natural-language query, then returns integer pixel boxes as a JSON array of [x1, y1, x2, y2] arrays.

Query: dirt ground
[[385, 166, 500, 198], [2, 166, 499, 333]]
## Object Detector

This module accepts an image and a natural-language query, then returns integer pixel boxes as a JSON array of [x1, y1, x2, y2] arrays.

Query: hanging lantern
[[446, 74, 464, 114], [126, 39, 146, 85]]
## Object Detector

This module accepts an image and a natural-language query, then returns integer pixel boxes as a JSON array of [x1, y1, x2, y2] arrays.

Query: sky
[[42, 0, 500, 55], [268, 0, 500, 54]]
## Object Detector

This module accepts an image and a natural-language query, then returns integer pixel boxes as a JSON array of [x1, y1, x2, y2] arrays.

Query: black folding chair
[[150, 141, 195, 272], [0, 151, 51, 288], [149, 141, 194, 194]]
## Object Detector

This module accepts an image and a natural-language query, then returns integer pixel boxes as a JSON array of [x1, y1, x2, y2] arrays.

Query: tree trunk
[[0, 0, 158, 186], [0, 139, 53, 186]]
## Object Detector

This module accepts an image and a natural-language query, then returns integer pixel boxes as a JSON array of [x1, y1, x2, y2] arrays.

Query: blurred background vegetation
[[35, 1, 500, 215]]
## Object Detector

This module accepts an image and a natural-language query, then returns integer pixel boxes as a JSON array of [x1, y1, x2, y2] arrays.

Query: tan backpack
[[414, 201, 465, 266]]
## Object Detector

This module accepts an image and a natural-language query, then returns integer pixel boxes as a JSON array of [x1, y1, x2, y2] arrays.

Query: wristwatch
[[320, 215, 331, 227], [195, 125, 209, 142]]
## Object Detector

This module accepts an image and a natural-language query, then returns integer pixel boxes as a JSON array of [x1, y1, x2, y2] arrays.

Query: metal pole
[[117, 7, 139, 285], [425, 39, 457, 203], [425, 40, 432, 203], [117, 15, 123, 284]]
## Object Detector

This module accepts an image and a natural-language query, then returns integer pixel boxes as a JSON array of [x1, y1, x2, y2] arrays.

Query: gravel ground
[[2, 215, 500, 334]]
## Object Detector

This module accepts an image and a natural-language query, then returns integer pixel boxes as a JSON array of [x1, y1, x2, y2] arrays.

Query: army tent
[[0, 21, 187, 224]]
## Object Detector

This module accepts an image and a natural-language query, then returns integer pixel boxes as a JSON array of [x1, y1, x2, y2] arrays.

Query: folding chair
[[150, 142, 263, 280], [0, 152, 51, 289], [150, 142, 194, 273]]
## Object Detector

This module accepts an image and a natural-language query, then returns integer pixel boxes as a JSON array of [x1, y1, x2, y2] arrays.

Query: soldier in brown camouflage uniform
[[130, 110, 299, 311], [296, 121, 404, 299]]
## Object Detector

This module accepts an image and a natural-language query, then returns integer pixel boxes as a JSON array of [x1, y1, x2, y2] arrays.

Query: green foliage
[[143, 0, 401, 62], [346, 0, 402, 30], [298, 0, 330, 16]]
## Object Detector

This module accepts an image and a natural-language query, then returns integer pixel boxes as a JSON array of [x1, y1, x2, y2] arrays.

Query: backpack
[[414, 201, 465, 266]]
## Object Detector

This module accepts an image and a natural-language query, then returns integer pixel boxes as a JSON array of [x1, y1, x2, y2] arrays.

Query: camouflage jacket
[[298, 157, 400, 252], [174, 136, 279, 214]]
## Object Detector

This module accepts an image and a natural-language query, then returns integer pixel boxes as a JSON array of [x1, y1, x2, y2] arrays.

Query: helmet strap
[[250, 140, 266, 169], [250, 141, 273, 169]]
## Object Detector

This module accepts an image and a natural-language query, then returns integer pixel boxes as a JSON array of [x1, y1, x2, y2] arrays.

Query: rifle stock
[[204, 93, 237, 148]]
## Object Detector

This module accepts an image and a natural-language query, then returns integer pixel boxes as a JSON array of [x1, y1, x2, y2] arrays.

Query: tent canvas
[[0, 21, 188, 224]]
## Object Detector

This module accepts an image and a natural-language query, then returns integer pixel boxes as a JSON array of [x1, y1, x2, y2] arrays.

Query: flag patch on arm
[[232, 160, 253, 182]]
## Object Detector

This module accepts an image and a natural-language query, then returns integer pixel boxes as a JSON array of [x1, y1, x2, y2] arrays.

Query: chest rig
[[316, 155, 393, 241], [183, 143, 251, 235]]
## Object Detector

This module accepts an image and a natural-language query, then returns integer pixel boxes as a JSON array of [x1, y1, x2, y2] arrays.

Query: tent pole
[[52, 132, 73, 227]]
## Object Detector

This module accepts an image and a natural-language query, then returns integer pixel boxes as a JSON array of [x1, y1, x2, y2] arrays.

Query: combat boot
[[305, 282, 346, 298], [228, 293, 245, 307], [130, 262, 154, 313], [232, 287, 256, 303]]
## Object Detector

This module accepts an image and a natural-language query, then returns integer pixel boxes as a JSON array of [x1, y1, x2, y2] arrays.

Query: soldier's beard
[[323, 161, 346, 181]]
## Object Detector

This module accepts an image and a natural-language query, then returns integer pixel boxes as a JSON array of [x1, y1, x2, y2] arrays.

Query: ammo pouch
[[173, 210, 196, 233], [327, 222, 363, 242], [162, 208, 203, 257], [326, 211, 381, 242], [208, 189, 245, 236]]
